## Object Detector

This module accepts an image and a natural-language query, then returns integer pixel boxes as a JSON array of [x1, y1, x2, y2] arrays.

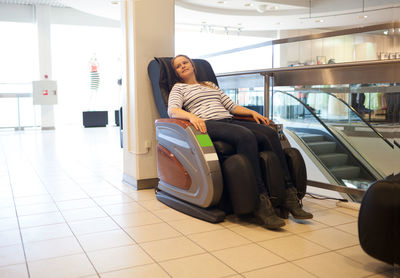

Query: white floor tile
[[0, 244, 25, 267], [16, 203, 58, 216], [24, 236, 83, 262], [100, 263, 170, 278], [0, 264, 29, 278], [68, 217, 120, 235], [0, 217, 19, 232], [28, 253, 96, 278], [18, 212, 65, 229], [56, 198, 98, 211], [87, 245, 153, 273], [0, 229, 22, 247], [62, 207, 108, 222], [77, 229, 135, 252], [160, 253, 236, 278], [21, 223, 73, 243], [1, 127, 396, 278], [212, 243, 286, 273]]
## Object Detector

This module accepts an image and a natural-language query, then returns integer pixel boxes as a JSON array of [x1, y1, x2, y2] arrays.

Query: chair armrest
[[233, 115, 276, 128], [233, 115, 255, 122], [155, 118, 193, 129]]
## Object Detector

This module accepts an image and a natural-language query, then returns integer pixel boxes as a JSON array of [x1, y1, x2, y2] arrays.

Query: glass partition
[[273, 88, 400, 180], [217, 73, 264, 114], [0, 21, 40, 130], [272, 91, 377, 199], [0, 83, 40, 129]]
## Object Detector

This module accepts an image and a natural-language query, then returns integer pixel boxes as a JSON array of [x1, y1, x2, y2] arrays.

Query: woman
[[168, 55, 312, 229]]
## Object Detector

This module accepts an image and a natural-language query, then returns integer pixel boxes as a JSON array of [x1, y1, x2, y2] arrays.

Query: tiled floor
[[0, 126, 398, 278]]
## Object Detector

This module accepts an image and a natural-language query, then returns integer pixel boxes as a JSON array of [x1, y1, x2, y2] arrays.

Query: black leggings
[[206, 119, 291, 195]]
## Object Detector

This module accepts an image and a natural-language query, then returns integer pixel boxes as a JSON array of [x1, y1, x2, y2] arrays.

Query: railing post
[[264, 73, 269, 117]]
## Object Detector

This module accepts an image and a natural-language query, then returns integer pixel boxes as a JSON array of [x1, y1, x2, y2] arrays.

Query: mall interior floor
[[0, 126, 398, 278]]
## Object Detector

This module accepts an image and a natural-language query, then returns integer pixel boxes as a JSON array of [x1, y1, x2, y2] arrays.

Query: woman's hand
[[169, 107, 207, 133], [233, 105, 271, 125], [189, 115, 207, 133], [250, 110, 270, 125]]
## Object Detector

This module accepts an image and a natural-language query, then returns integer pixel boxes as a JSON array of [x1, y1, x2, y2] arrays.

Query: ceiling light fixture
[[383, 30, 388, 35], [315, 19, 324, 23], [224, 27, 229, 35], [110, 0, 119, 4], [359, 15, 368, 19], [217, 1, 226, 4], [244, 3, 253, 7], [256, 4, 268, 13]]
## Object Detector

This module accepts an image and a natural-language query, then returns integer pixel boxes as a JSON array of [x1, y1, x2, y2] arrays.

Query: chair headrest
[[148, 57, 218, 118]]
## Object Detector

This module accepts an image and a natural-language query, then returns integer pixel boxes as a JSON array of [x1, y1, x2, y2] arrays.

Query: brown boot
[[279, 187, 313, 219], [254, 193, 285, 229]]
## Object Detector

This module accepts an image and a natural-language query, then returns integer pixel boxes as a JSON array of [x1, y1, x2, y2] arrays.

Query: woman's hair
[[171, 54, 197, 82], [170, 54, 215, 89]]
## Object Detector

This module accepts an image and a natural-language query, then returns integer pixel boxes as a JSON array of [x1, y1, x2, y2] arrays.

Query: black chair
[[358, 174, 400, 266], [148, 57, 307, 223]]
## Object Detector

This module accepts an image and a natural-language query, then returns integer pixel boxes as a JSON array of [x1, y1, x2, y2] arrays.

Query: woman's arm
[[232, 105, 270, 125], [169, 107, 207, 133]]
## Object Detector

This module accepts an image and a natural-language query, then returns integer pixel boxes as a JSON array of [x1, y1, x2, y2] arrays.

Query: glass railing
[[0, 82, 39, 129], [273, 90, 400, 192], [216, 59, 400, 199]]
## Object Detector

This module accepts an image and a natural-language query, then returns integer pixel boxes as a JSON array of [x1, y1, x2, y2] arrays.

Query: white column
[[35, 5, 55, 129], [121, 0, 175, 189]]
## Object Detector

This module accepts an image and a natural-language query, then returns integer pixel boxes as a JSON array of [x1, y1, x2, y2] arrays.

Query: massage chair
[[148, 57, 307, 223]]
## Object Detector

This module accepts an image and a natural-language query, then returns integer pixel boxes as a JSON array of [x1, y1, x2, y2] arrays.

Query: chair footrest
[[156, 189, 225, 223]]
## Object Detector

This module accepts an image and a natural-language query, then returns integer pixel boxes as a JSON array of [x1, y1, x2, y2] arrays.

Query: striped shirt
[[168, 82, 237, 120]]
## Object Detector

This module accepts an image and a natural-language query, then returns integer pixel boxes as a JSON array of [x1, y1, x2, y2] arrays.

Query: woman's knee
[[234, 126, 257, 145]]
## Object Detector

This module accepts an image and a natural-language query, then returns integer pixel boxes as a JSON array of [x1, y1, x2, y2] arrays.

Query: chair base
[[156, 189, 225, 223]]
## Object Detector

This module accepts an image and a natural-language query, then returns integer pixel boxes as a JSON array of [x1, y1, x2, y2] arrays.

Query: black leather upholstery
[[150, 57, 219, 118], [149, 57, 234, 158], [358, 176, 400, 265]]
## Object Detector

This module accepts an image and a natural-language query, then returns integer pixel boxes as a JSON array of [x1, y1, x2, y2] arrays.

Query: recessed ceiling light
[[244, 3, 254, 7], [359, 15, 368, 19], [217, 1, 226, 4], [269, 6, 278, 10], [383, 30, 388, 35], [256, 4, 268, 13], [315, 19, 324, 23], [110, 0, 119, 4]]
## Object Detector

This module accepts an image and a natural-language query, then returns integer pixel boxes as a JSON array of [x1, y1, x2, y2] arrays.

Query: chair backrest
[[148, 57, 218, 118]]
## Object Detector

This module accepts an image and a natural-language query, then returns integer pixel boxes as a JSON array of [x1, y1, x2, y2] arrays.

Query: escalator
[[273, 91, 400, 200]]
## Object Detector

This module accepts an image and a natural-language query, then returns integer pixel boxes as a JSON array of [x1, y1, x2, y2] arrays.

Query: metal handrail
[[321, 91, 394, 149], [216, 60, 399, 149], [274, 90, 381, 181]]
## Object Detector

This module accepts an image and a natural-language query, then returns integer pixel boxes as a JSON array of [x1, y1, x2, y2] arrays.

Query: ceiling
[[1, 0, 400, 36]]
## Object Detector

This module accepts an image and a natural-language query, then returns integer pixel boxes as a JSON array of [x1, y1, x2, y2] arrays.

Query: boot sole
[[263, 222, 285, 230], [291, 214, 313, 220], [255, 217, 286, 229]]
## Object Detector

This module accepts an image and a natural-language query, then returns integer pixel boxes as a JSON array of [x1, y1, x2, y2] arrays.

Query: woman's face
[[173, 56, 195, 81]]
